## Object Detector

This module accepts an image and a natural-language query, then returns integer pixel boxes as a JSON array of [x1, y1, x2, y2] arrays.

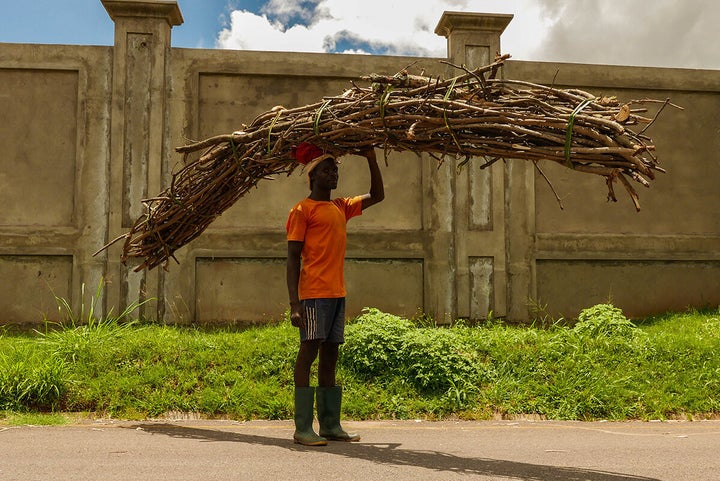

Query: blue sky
[[0, 0, 235, 49], [0, 0, 717, 69]]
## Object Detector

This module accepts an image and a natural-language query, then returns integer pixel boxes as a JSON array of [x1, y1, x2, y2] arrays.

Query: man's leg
[[317, 297, 344, 387], [317, 342, 339, 387], [293, 340, 326, 445], [315, 298, 359, 442], [294, 340, 321, 387], [317, 344, 360, 442]]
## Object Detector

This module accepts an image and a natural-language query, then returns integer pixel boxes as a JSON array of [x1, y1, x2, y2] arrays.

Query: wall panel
[[195, 257, 287, 323], [536, 259, 720, 319], [345, 258, 424, 319], [0, 68, 78, 227], [0, 255, 72, 323]]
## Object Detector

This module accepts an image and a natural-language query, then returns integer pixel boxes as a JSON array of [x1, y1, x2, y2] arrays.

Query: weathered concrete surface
[[2, 1, 719, 326], [1, 419, 719, 480]]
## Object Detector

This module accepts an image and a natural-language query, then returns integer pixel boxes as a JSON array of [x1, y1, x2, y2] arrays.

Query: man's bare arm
[[287, 240, 304, 327], [360, 147, 385, 210]]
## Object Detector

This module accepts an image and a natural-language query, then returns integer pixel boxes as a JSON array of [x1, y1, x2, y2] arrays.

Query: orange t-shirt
[[286, 196, 363, 300]]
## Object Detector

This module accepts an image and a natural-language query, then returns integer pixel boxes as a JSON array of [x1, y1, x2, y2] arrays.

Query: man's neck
[[308, 188, 332, 201]]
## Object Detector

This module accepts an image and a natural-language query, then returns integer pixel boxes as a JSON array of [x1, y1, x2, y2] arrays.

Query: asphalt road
[[2, 419, 719, 480]]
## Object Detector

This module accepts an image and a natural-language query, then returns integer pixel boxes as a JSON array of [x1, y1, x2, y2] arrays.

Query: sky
[[0, 0, 718, 70]]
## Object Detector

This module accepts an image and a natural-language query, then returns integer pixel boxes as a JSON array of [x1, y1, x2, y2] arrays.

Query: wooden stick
[[95, 56, 676, 269]]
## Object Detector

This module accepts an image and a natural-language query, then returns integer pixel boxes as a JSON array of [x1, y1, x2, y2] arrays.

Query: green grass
[[1, 303, 719, 423], [1, 412, 70, 426]]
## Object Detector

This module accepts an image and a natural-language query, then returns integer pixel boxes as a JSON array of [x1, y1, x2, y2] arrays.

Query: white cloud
[[528, 0, 720, 69], [216, 0, 720, 69], [258, 0, 330, 26], [217, 0, 544, 57], [217, 10, 328, 52]]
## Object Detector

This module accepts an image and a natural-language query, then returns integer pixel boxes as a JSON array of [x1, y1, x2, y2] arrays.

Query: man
[[286, 142, 384, 446]]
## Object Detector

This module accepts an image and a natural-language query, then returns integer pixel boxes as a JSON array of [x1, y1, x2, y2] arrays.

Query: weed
[[0, 345, 66, 411], [2, 303, 719, 421], [39, 280, 150, 363], [1, 412, 69, 426]]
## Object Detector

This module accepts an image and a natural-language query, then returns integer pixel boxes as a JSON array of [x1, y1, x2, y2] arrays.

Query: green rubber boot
[[293, 387, 327, 446], [317, 386, 360, 442]]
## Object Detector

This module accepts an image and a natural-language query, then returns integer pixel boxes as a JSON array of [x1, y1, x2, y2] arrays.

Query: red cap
[[291, 142, 325, 165]]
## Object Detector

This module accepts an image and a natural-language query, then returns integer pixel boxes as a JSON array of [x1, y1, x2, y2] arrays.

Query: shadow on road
[[128, 423, 660, 481]]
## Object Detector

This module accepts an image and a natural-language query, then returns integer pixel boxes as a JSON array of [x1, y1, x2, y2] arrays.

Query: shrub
[[342, 308, 413, 377], [400, 329, 481, 392], [573, 303, 638, 338], [342, 308, 485, 403]]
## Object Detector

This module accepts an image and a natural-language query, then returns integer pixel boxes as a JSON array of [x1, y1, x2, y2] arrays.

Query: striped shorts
[[300, 298, 346, 343]]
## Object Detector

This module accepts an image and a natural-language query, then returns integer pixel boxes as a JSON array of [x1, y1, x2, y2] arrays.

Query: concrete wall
[[0, 43, 112, 324], [1, 1, 718, 325], [160, 48, 443, 324], [508, 61, 720, 320]]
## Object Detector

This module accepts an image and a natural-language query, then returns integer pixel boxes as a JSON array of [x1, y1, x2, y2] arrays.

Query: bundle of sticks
[[100, 54, 677, 271]]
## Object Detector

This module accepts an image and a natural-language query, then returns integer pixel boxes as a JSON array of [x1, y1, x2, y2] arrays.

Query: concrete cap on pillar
[[102, 0, 184, 26], [434, 11, 513, 37]]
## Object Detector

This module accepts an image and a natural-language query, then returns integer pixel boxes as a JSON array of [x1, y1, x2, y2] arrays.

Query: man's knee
[[321, 341, 339, 352], [298, 340, 321, 360]]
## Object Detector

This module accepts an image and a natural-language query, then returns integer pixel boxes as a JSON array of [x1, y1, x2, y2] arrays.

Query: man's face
[[311, 158, 339, 190]]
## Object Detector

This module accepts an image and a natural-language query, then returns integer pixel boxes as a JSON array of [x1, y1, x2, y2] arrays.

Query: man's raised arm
[[360, 147, 384, 210]]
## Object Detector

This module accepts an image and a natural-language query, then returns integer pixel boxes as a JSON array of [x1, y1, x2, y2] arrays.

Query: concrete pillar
[[435, 12, 513, 69], [102, 0, 183, 319], [504, 159, 536, 323], [427, 12, 515, 323], [422, 150, 458, 324], [434, 12, 533, 322]]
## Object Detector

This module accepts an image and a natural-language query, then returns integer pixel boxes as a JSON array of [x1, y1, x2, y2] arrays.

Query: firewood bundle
[[100, 54, 676, 271]]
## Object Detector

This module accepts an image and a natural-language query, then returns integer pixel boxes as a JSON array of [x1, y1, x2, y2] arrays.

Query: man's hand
[[290, 301, 305, 329], [359, 146, 377, 161]]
